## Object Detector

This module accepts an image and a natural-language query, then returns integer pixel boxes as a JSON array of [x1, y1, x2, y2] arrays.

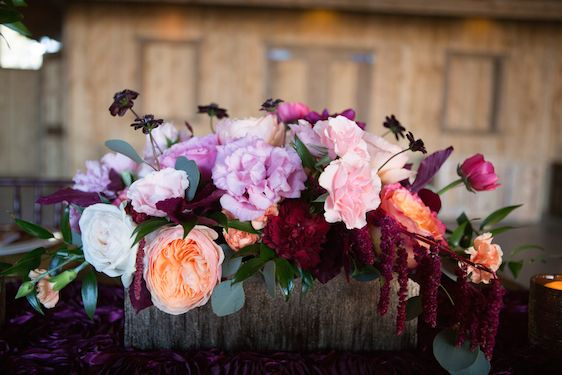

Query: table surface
[[0, 282, 557, 374]]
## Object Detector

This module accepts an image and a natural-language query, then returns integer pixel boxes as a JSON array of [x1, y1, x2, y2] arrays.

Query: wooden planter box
[[0, 276, 5, 329], [125, 274, 419, 352]]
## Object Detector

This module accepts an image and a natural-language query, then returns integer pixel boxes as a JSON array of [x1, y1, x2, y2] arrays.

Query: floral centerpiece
[[2, 90, 520, 374]]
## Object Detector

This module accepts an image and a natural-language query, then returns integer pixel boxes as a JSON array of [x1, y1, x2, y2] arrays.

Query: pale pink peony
[[143, 122, 191, 160], [158, 134, 218, 180], [127, 168, 189, 217], [463, 233, 503, 284], [313, 115, 366, 159], [288, 120, 325, 157], [212, 137, 307, 221], [28, 269, 59, 309], [318, 152, 382, 229], [101, 152, 138, 174], [73, 160, 111, 195], [364, 133, 413, 184], [277, 102, 311, 123], [144, 225, 224, 315], [215, 115, 285, 147]]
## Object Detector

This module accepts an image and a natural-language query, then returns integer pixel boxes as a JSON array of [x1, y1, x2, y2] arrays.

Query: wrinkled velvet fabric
[[0, 283, 556, 374]]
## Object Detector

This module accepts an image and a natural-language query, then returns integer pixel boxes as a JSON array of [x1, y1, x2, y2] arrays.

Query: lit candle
[[544, 281, 562, 290]]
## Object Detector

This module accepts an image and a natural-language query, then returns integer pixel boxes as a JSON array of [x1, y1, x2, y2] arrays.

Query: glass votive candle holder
[[529, 274, 562, 353]]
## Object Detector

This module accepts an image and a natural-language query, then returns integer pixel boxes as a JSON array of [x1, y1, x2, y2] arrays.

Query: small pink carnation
[[158, 134, 218, 180], [212, 137, 307, 221], [313, 115, 366, 159], [463, 233, 503, 284]]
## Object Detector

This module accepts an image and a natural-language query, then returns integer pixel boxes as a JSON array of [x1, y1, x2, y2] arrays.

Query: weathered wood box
[[0, 276, 4, 329], [125, 274, 419, 352]]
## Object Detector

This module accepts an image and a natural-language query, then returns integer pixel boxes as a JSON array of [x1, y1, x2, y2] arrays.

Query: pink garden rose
[[364, 133, 413, 184], [313, 115, 366, 159], [127, 168, 189, 217], [459, 154, 500, 192], [144, 225, 224, 315], [277, 102, 310, 123], [463, 233, 503, 284], [143, 122, 191, 160], [288, 120, 325, 157], [215, 115, 285, 147], [318, 152, 382, 229], [158, 134, 218, 180], [28, 269, 59, 309], [212, 137, 307, 221], [101, 152, 138, 174]]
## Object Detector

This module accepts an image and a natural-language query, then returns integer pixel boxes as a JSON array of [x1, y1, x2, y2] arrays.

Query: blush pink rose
[[313, 115, 367, 159], [127, 168, 189, 217], [463, 233, 503, 284], [28, 269, 59, 309], [363, 133, 413, 184], [318, 152, 382, 229], [144, 225, 224, 314], [215, 115, 285, 146], [277, 102, 310, 123]]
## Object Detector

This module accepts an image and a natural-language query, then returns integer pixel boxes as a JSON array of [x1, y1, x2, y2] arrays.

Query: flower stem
[[148, 130, 162, 170], [437, 179, 463, 195], [377, 148, 410, 173], [381, 130, 391, 138], [32, 255, 84, 283], [210, 117, 215, 133]]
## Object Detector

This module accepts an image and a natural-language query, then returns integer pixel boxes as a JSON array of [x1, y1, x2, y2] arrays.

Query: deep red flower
[[263, 200, 330, 270]]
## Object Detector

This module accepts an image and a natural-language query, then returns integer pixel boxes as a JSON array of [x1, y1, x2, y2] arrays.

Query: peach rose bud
[[28, 268, 60, 309]]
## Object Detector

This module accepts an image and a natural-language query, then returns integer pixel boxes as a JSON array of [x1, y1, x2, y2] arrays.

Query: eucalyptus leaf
[[211, 280, 245, 317], [262, 260, 276, 298], [105, 139, 145, 164], [222, 256, 242, 278], [451, 349, 491, 375], [174, 156, 200, 201], [15, 218, 54, 239], [479, 204, 522, 231], [81, 269, 98, 320], [433, 329, 479, 372], [405, 295, 422, 321], [352, 264, 381, 282]]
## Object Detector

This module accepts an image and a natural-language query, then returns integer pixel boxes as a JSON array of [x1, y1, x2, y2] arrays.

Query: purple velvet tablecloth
[[0, 282, 556, 374]]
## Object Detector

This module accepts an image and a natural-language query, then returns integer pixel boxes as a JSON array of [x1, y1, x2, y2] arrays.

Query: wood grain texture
[[124, 274, 419, 351], [0, 277, 5, 329]]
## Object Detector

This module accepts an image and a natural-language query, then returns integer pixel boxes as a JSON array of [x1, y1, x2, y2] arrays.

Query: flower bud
[[51, 269, 78, 291], [458, 154, 500, 192], [15, 281, 35, 299]]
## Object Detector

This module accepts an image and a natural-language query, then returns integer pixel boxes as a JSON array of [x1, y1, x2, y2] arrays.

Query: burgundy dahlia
[[263, 200, 330, 270]]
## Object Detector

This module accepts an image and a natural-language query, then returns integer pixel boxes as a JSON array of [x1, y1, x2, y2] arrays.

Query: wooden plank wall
[[62, 4, 562, 222]]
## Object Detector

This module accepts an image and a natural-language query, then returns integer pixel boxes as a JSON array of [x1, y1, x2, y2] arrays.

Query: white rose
[[143, 122, 191, 159], [79, 203, 138, 287], [215, 115, 285, 146], [363, 133, 414, 184], [127, 168, 189, 217]]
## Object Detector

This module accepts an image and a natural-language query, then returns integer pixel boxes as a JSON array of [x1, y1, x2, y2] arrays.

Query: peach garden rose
[[144, 225, 224, 315]]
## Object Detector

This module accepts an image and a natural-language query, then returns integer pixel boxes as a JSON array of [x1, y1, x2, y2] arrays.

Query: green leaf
[[275, 257, 296, 298], [259, 243, 275, 260], [132, 217, 170, 245], [315, 154, 332, 168], [105, 139, 145, 164], [181, 218, 197, 239], [10, 0, 28, 7], [511, 244, 544, 257], [15, 218, 54, 239], [208, 211, 228, 228], [293, 135, 316, 170], [451, 349, 490, 375], [15, 280, 34, 299], [0, 247, 45, 277], [26, 292, 44, 315], [4, 21, 30, 36], [211, 280, 245, 317], [448, 222, 467, 248], [489, 226, 516, 236], [222, 255, 242, 278], [262, 260, 276, 298], [60, 206, 72, 243], [300, 269, 314, 294], [228, 219, 258, 234], [0, 8, 22, 24], [48, 254, 65, 276], [352, 264, 381, 282], [433, 329, 479, 372], [234, 257, 266, 283], [312, 192, 329, 203], [174, 156, 200, 201], [81, 269, 98, 320], [51, 269, 78, 291], [507, 260, 524, 279], [0, 262, 11, 272], [406, 295, 422, 321], [234, 243, 260, 258], [121, 171, 134, 187], [479, 204, 522, 231]]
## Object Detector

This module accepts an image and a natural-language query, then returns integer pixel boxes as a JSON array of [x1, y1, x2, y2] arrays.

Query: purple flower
[[212, 137, 307, 221], [197, 103, 228, 119], [159, 134, 218, 180], [459, 154, 500, 192], [73, 160, 111, 195], [109, 89, 138, 117]]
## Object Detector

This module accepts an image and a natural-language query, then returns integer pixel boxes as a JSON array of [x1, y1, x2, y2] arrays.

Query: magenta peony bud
[[459, 154, 500, 192], [276, 102, 310, 123]]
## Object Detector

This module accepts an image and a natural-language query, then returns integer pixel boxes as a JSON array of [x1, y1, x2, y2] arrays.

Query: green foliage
[[0, 247, 45, 277], [262, 260, 276, 298], [405, 295, 422, 321], [15, 280, 34, 299], [81, 269, 98, 320], [60, 206, 72, 243], [181, 218, 197, 239], [433, 329, 489, 374], [51, 269, 78, 291], [233, 257, 267, 283], [228, 219, 258, 234], [175, 156, 200, 201], [293, 135, 316, 170], [26, 291, 44, 315], [300, 269, 314, 294], [312, 192, 328, 203], [448, 222, 468, 248], [275, 257, 297, 299], [208, 211, 228, 228], [132, 218, 170, 246], [507, 260, 524, 279], [351, 264, 381, 282], [479, 204, 522, 231], [211, 280, 245, 317], [15, 218, 54, 239], [105, 139, 145, 164]]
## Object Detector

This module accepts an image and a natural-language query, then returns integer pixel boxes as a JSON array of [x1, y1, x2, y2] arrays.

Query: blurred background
[[1, 0, 562, 286]]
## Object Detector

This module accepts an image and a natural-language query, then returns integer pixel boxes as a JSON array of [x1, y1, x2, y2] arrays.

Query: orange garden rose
[[144, 225, 224, 315], [28, 269, 59, 309], [463, 233, 503, 284]]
